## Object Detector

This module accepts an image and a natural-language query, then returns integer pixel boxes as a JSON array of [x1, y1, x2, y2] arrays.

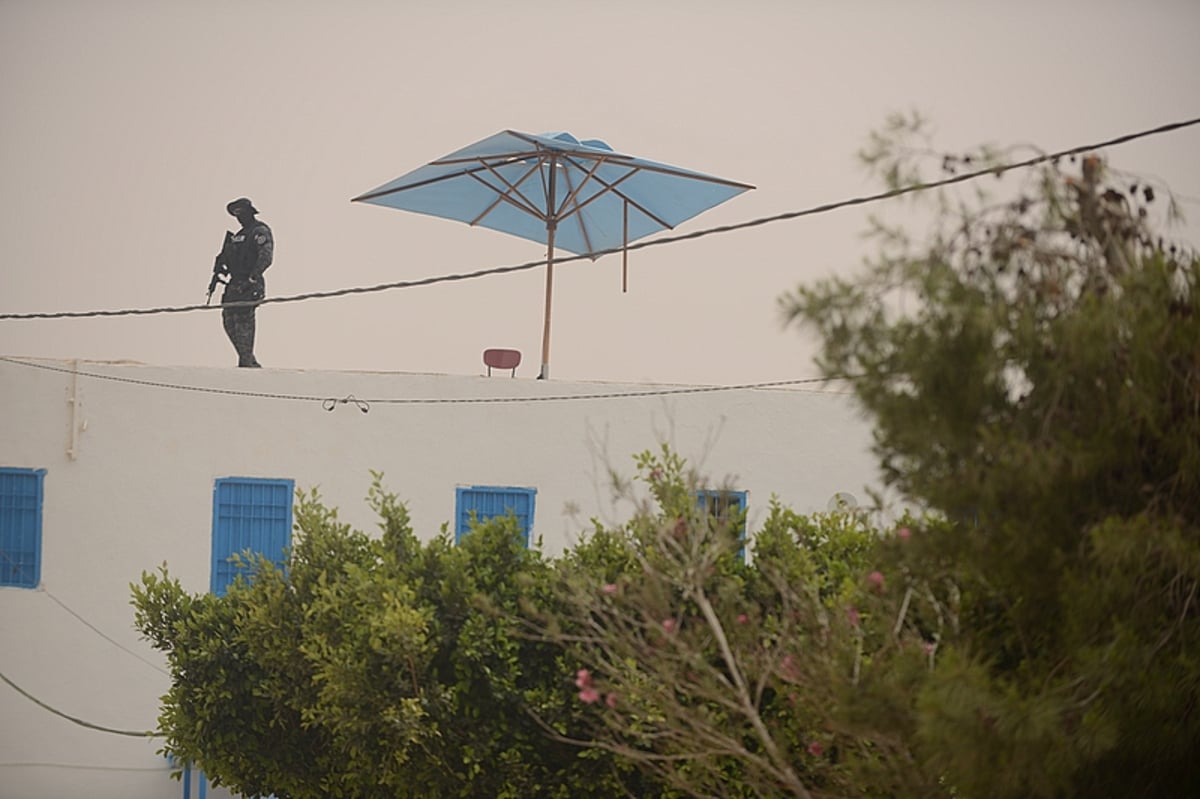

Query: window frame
[[0, 467, 46, 589], [694, 488, 748, 558], [210, 476, 294, 596], [454, 485, 537, 547]]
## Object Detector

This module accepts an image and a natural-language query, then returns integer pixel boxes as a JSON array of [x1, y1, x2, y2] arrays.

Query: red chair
[[483, 348, 521, 377]]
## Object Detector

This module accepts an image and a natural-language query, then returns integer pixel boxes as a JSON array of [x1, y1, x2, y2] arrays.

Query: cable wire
[[0, 669, 160, 738], [43, 588, 169, 676], [2, 116, 1196, 323], [0, 355, 853, 407], [0, 762, 170, 772]]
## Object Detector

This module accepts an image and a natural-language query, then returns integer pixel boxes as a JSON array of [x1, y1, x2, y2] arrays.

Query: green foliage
[[134, 448, 925, 799], [132, 477, 647, 799], [538, 447, 943, 799], [784, 125, 1200, 796]]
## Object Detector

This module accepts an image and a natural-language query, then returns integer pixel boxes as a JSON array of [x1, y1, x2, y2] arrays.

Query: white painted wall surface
[[0, 357, 879, 799]]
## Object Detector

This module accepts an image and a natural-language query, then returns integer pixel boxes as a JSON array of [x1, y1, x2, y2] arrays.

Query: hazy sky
[[2, 0, 1198, 385]]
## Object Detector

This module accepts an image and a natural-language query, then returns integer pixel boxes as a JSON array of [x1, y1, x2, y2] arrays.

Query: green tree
[[784, 119, 1200, 797], [133, 477, 656, 799]]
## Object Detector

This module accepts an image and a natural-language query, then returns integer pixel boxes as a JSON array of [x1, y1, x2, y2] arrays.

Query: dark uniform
[[217, 198, 273, 367]]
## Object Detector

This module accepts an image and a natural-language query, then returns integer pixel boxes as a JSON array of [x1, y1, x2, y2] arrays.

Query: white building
[[0, 356, 877, 799]]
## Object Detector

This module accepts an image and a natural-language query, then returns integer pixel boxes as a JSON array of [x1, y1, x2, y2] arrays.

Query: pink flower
[[780, 654, 799, 680], [575, 669, 593, 689], [605, 692, 618, 708], [602, 583, 618, 595], [897, 526, 912, 540], [578, 688, 601, 704], [867, 570, 885, 592], [737, 613, 749, 625], [661, 618, 677, 633], [923, 641, 936, 656], [846, 606, 860, 627], [807, 741, 824, 757]]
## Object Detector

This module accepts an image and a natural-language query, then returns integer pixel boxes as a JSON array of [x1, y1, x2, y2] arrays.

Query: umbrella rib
[[556, 164, 596, 255], [604, 176, 673, 230], [467, 159, 548, 224], [598, 157, 755, 190], [430, 148, 557, 166], [351, 154, 533, 202], [552, 155, 607, 219], [538, 151, 553, 227], [556, 158, 674, 231], [552, 154, 630, 217], [541, 150, 633, 251]]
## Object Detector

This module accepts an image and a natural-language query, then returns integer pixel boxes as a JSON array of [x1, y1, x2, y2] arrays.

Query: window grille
[[695, 488, 748, 559], [211, 477, 293, 596], [454, 486, 536, 546], [0, 467, 46, 588]]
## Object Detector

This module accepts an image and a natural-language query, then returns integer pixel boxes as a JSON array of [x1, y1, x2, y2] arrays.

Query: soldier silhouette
[[212, 198, 273, 367]]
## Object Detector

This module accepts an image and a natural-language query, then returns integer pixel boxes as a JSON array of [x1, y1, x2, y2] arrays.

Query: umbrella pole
[[539, 223, 557, 380], [622, 200, 629, 293]]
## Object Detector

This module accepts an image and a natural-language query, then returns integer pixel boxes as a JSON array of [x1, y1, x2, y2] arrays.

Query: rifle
[[206, 231, 233, 305]]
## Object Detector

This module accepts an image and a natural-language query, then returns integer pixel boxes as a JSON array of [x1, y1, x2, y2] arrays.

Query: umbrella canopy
[[352, 129, 753, 378]]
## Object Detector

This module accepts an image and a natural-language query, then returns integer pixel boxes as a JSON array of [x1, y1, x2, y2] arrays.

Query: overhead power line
[[0, 669, 160, 738], [43, 589, 169, 676], [1, 116, 1197, 323], [0, 762, 170, 772], [0, 355, 851, 409]]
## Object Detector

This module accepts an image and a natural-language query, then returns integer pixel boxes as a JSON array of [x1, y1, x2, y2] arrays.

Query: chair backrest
[[483, 348, 521, 377]]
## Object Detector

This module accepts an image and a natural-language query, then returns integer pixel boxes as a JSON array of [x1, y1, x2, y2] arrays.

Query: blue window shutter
[[211, 477, 293, 596], [0, 468, 46, 588], [455, 486, 536, 547]]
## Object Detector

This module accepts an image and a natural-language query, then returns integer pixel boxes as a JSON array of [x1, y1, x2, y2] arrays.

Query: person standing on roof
[[214, 197, 273, 367]]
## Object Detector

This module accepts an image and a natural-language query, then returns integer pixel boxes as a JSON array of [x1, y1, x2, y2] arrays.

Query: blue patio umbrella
[[352, 130, 753, 379]]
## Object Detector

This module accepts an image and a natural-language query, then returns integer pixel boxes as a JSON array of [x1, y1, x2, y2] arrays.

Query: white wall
[[0, 357, 879, 799]]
